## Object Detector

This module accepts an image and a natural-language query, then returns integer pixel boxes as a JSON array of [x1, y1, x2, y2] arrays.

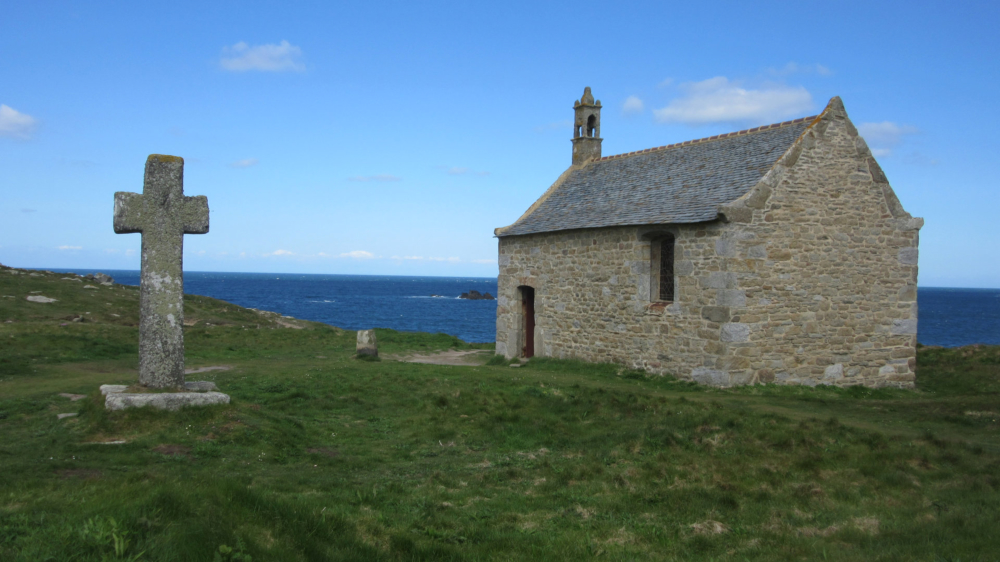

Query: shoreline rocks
[[459, 290, 495, 300]]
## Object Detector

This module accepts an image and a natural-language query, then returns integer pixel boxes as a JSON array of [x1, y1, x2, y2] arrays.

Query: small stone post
[[113, 155, 209, 388], [356, 329, 378, 358]]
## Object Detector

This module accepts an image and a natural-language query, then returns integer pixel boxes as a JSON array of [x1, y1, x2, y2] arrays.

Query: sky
[[1, 1, 998, 287]]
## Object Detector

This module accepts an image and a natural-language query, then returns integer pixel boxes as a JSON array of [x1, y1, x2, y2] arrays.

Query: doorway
[[520, 286, 535, 358]]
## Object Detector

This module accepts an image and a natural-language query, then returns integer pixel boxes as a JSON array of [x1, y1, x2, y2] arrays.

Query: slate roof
[[496, 116, 817, 237]]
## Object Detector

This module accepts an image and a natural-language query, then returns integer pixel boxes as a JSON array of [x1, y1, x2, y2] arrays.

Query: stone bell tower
[[572, 87, 602, 166]]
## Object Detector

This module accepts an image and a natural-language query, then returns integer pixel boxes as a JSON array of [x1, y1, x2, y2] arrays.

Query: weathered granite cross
[[114, 155, 209, 388]]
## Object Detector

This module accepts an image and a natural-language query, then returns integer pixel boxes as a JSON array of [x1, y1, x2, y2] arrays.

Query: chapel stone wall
[[496, 98, 921, 388]]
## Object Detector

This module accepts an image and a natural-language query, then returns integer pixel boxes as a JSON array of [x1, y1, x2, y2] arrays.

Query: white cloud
[[657, 78, 674, 88], [104, 249, 120, 254], [270, 249, 294, 256], [654, 77, 813, 126], [857, 122, 919, 158], [57, 245, 82, 250], [340, 250, 375, 259], [0, 104, 38, 140], [428, 257, 461, 262], [471, 259, 495, 264], [21, 208, 36, 213], [229, 158, 259, 168], [347, 174, 401, 182], [220, 41, 305, 72], [623, 95, 644, 115], [125, 249, 136, 257]]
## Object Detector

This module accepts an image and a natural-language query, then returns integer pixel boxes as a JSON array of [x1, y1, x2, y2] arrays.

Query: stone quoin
[[494, 88, 922, 388]]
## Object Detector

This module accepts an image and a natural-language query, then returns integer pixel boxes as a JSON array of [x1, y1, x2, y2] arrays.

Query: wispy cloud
[[767, 62, 833, 77], [654, 77, 813, 126], [21, 208, 36, 213], [269, 249, 294, 256], [622, 95, 644, 115], [340, 250, 375, 259], [348, 174, 401, 182], [858, 121, 920, 157], [220, 41, 305, 72], [0, 104, 38, 140], [229, 158, 259, 168], [471, 259, 495, 264], [657, 78, 674, 88], [57, 245, 82, 250]]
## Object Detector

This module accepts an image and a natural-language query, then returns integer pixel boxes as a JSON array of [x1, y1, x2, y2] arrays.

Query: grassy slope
[[1, 265, 998, 561]]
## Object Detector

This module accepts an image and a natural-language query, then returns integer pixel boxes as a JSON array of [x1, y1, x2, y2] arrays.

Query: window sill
[[645, 301, 673, 313]]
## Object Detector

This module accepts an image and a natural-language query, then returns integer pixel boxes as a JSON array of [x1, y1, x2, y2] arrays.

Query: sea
[[53, 270, 1000, 348]]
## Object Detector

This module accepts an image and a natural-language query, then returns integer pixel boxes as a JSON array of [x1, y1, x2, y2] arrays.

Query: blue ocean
[[54, 270, 1000, 347]]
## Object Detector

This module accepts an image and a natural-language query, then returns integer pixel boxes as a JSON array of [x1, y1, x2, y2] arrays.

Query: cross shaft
[[114, 154, 209, 388]]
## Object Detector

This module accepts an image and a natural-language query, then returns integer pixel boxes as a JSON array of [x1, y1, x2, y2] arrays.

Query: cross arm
[[113, 192, 145, 233], [182, 195, 210, 234]]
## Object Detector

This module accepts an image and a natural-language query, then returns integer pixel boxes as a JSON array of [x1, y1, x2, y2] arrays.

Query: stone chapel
[[494, 87, 922, 388]]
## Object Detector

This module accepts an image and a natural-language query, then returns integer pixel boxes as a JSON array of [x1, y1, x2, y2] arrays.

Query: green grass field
[[1, 264, 998, 561]]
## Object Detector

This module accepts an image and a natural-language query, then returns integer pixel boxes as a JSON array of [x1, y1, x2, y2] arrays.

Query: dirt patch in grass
[[690, 520, 729, 535], [389, 349, 491, 366], [184, 365, 232, 374]]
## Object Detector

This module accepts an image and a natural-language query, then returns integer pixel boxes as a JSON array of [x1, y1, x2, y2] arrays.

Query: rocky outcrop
[[85, 273, 115, 285], [459, 290, 495, 300]]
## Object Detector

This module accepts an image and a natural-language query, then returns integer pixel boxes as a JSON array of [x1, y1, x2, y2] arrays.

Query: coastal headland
[[1, 263, 998, 560]]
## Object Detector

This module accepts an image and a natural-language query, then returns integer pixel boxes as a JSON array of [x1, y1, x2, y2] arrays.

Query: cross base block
[[102, 383, 230, 411]]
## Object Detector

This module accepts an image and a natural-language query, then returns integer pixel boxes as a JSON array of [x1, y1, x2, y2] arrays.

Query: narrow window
[[586, 115, 596, 137], [650, 235, 675, 302], [659, 235, 675, 301]]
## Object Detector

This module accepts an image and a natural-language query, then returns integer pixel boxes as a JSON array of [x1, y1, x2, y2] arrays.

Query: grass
[[1, 264, 999, 560]]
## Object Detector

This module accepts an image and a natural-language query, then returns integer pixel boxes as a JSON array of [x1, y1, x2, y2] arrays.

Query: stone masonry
[[495, 96, 922, 388]]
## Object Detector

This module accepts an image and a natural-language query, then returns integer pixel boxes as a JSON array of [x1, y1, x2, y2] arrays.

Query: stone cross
[[114, 155, 209, 388]]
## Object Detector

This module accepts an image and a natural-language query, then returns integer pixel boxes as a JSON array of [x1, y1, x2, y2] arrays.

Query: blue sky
[[1, 1, 998, 287]]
